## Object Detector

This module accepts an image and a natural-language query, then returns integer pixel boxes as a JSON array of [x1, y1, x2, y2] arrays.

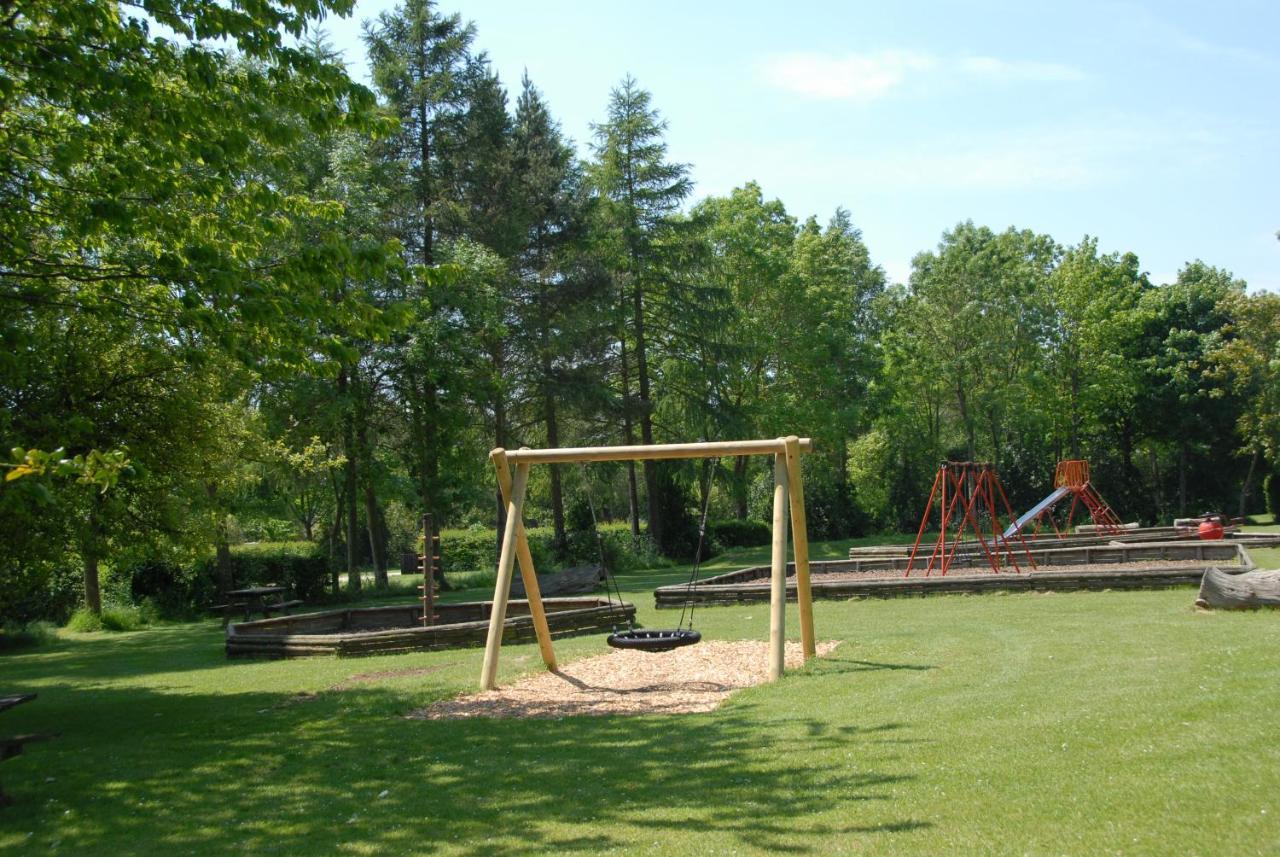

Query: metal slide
[[1003, 486, 1071, 539]]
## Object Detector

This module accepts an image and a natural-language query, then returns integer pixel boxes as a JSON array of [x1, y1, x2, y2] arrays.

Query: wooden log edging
[[848, 529, 1280, 559], [657, 544, 1255, 607], [225, 597, 635, 659]]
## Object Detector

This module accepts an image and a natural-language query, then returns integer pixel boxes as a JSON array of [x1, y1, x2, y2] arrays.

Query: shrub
[[226, 541, 328, 600], [0, 620, 57, 651], [129, 558, 217, 618], [66, 608, 102, 633], [436, 522, 667, 588], [1266, 473, 1280, 523], [99, 606, 145, 632], [708, 519, 770, 548]]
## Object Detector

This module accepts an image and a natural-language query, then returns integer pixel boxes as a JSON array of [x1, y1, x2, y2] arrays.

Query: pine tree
[[589, 76, 691, 544]]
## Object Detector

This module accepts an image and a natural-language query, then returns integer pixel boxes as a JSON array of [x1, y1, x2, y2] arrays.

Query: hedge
[[437, 523, 666, 576], [130, 541, 328, 615], [707, 519, 771, 548]]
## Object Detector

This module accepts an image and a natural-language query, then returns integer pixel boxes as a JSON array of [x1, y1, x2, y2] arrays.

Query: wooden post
[[491, 449, 557, 671], [420, 514, 436, 626], [769, 450, 789, 681], [784, 436, 815, 660], [480, 460, 530, 690]]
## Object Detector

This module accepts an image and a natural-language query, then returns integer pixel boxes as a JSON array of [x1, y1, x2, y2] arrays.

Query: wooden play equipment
[[481, 437, 816, 690], [905, 461, 1035, 577], [419, 514, 442, 625]]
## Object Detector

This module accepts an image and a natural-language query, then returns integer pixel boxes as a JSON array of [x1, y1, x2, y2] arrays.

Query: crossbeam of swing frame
[[479, 437, 816, 690]]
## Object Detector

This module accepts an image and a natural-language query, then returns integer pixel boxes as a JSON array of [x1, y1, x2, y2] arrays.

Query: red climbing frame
[[904, 462, 1037, 577]]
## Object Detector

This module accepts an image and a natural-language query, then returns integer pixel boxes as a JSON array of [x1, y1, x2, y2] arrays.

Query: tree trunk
[[633, 277, 660, 547], [338, 365, 361, 592], [544, 385, 566, 550], [733, 456, 749, 520], [1197, 566, 1280, 609], [1178, 440, 1189, 517], [619, 319, 640, 537], [364, 483, 387, 587], [493, 363, 507, 563], [328, 472, 343, 594], [83, 552, 101, 615], [1239, 448, 1260, 520]]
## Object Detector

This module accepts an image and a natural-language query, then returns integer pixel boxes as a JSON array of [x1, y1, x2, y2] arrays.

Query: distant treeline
[[3, 0, 1277, 621]]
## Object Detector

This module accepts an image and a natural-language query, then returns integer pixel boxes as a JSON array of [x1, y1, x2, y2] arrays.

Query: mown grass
[[1, 534, 1278, 855]]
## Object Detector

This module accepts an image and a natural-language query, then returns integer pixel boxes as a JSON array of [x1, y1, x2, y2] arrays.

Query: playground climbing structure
[[1003, 459, 1125, 539], [905, 461, 1036, 577]]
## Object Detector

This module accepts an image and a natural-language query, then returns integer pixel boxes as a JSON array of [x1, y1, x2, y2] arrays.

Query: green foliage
[[226, 542, 328, 600], [0, 620, 57, 652], [99, 606, 146, 632], [1265, 473, 1280, 523], [66, 608, 103, 633], [707, 520, 771, 548]]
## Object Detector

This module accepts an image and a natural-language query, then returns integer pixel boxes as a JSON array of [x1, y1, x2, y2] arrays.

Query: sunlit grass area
[[2, 532, 1279, 855]]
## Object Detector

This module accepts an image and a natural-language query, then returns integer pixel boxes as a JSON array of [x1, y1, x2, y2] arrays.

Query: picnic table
[[214, 586, 304, 625], [0, 693, 52, 806]]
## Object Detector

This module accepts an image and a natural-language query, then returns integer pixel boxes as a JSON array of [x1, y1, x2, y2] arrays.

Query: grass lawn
[[2, 537, 1279, 855]]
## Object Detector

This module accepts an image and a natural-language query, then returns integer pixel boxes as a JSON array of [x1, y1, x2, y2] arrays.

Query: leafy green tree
[[1208, 289, 1280, 515], [1136, 262, 1247, 517]]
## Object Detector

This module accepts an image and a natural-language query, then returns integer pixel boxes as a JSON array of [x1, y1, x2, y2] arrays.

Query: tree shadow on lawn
[[2, 676, 933, 855]]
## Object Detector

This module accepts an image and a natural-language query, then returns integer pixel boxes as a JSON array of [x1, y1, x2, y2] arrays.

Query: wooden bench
[[261, 599, 304, 617], [210, 602, 249, 628]]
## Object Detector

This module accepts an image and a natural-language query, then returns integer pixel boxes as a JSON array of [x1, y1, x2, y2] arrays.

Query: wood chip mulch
[[408, 640, 841, 720]]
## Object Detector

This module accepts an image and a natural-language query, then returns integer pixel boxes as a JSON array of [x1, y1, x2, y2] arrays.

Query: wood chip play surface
[[410, 640, 841, 720]]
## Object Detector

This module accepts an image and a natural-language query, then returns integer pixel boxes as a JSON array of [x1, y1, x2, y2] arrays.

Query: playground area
[[3, 550, 1279, 856]]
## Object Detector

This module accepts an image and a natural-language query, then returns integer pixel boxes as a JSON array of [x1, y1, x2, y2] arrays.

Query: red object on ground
[[1197, 520, 1225, 540], [904, 461, 1036, 577]]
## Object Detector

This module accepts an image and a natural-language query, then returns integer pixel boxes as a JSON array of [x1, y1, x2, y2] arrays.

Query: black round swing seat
[[607, 628, 701, 653]]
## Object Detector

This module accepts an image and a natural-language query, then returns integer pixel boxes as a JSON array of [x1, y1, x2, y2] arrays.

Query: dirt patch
[[409, 640, 841, 720], [331, 664, 450, 691]]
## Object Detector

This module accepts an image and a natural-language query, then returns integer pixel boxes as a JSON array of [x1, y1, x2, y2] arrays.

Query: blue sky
[[321, 1, 1279, 290]]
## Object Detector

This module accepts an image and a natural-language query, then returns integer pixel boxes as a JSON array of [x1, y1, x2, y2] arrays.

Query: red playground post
[[904, 461, 1036, 577]]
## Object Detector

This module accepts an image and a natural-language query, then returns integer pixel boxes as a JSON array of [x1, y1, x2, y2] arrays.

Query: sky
[[320, 0, 1280, 290]]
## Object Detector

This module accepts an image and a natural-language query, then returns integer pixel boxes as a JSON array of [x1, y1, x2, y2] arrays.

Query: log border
[[225, 597, 635, 660], [656, 543, 1256, 607]]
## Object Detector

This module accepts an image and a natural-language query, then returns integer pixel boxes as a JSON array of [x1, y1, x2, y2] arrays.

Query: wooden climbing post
[[420, 514, 437, 625], [769, 451, 790, 681], [784, 436, 815, 661]]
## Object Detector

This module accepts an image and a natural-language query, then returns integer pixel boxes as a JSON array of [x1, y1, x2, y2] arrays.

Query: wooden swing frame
[[480, 437, 817, 690]]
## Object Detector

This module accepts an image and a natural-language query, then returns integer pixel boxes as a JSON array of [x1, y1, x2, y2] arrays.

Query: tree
[[589, 76, 692, 544], [1136, 262, 1247, 517], [1209, 289, 1280, 515]]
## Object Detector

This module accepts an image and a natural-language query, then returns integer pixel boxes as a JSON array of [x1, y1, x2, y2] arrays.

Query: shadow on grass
[[1, 639, 933, 855]]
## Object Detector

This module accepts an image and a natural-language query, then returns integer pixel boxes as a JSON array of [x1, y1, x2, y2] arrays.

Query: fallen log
[[1196, 567, 1280, 609]]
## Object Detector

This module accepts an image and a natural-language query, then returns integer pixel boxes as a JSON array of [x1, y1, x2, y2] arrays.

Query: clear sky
[[320, 0, 1279, 290]]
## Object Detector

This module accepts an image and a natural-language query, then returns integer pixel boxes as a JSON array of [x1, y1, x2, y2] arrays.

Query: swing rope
[[676, 455, 718, 632], [576, 456, 718, 652], [577, 462, 632, 631]]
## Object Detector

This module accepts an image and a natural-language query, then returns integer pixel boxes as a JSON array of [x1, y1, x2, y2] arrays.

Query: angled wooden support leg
[[784, 436, 815, 661], [480, 457, 531, 690], [769, 449, 790, 681], [492, 448, 557, 671]]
